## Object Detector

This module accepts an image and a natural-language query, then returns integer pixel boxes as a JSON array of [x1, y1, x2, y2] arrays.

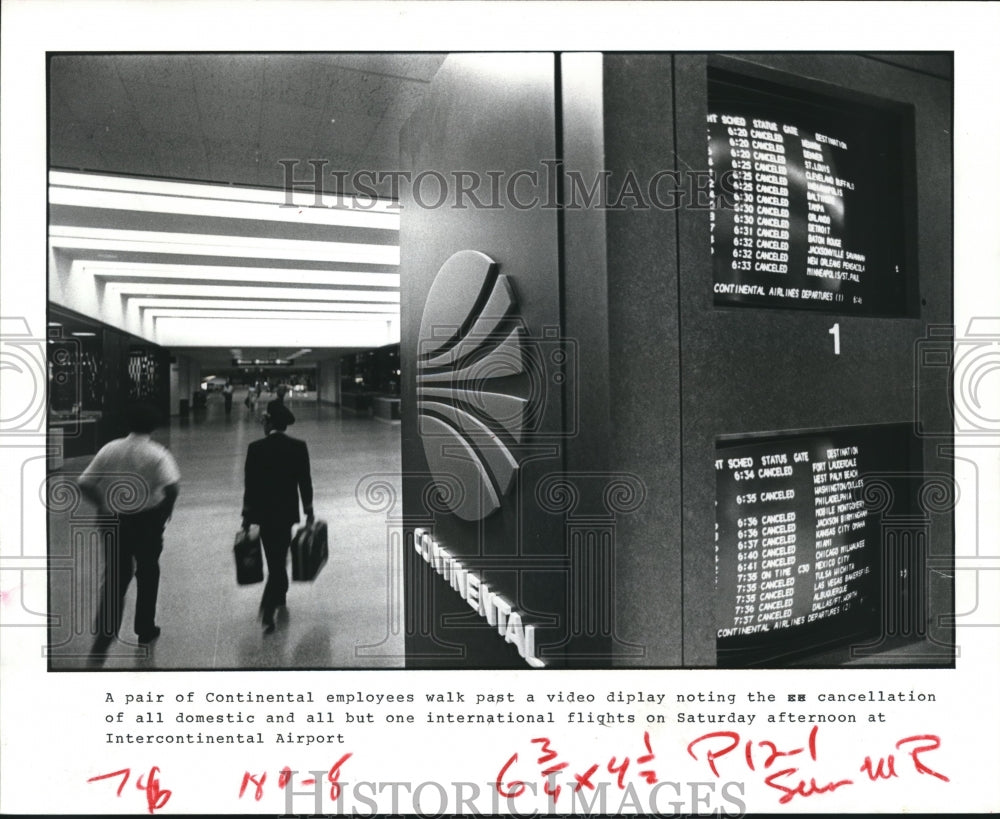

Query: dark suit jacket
[[242, 432, 313, 526]]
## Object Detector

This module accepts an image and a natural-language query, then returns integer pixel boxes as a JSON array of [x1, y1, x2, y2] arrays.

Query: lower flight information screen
[[715, 422, 922, 666]]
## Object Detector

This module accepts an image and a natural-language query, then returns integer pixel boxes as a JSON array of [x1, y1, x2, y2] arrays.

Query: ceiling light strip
[[127, 299, 399, 314], [85, 263, 399, 290], [49, 228, 399, 265], [49, 185, 400, 231], [144, 310, 394, 321], [48, 170, 399, 213], [85, 263, 399, 289], [107, 283, 400, 301]]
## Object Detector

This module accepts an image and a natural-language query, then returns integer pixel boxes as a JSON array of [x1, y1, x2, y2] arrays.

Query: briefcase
[[234, 526, 264, 585], [291, 520, 328, 582]]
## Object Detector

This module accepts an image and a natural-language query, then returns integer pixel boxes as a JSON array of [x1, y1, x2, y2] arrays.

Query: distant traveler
[[223, 381, 234, 414], [241, 403, 313, 632], [264, 384, 294, 428], [78, 403, 180, 662]]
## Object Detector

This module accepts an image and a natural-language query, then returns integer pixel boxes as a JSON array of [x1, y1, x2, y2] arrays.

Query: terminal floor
[[47, 394, 405, 671]]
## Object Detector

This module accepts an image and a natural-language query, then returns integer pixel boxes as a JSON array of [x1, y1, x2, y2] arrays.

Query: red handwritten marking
[[687, 731, 740, 777], [498, 728, 942, 807], [498, 733, 662, 801], [89, 767, 171, 813], [88, 768, 130, 796], [573, 763, 599, 792], [758, 724, 816, 769], [764, 767, 853, 804], [897, 735, 949, 782], [636, 730, 658, 784], [530, 736, 567, 800], [608, 756, 629, 790], [496, 753, 525, 798], [542, 776, 562, 801], [327, 753, 352, 800], [606, 733, 659, 788], [861, 755, 898, 780], [241, 758, 352, 802], [239, 771, 266, 800], [241, 765, 294, 800], [688, 726, 949, 804], [135, 766, 172, 814], [541, 761, 568, 803], [533, 737, 559, 765]]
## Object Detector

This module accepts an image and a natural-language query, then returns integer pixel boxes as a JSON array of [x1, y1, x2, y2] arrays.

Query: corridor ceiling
[[47, 53, 446, 361]]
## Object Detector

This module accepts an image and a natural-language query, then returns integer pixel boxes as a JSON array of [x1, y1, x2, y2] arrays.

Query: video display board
[[708, 67, 916, 316], [715, 423, 923, 666]]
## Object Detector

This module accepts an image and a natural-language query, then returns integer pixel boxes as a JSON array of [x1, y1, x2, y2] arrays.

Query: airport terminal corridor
[[41, 52, 953, 669], [48, 392, 404, 670]]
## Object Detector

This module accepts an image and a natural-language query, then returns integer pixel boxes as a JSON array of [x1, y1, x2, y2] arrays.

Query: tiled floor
[[47, 392, 405, 670]]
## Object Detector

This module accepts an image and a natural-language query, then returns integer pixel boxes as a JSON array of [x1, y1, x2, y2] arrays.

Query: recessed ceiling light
[[71, 331, 97, 337], [83, 262, 399, 290], [49, 226, 400, 266], [105, 282, 400, 302], [48, 170, 400, 219]]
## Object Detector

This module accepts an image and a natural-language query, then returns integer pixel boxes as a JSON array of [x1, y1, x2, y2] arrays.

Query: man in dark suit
[[241, 403, 313, 632], [265, 384, 292, 425]]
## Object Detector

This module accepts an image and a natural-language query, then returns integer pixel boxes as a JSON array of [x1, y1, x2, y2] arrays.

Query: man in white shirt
[[78, 403, 180, 660]]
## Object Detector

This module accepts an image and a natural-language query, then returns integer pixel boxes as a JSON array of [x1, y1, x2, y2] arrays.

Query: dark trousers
[[259, 521, 292, 613], [95, 509, 165, 644], [224, 393, 233, 413]]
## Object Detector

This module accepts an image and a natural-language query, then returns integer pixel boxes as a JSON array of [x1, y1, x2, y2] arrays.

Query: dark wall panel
[[601, 54, 684, 666], [400, 54, 570, 667], [398, 51, 952, 670], [674, 54, 953, 665]]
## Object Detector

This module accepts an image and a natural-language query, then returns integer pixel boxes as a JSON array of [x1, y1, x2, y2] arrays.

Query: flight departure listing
[[714, 434, 878, 640], [707, 95, 908, 315]]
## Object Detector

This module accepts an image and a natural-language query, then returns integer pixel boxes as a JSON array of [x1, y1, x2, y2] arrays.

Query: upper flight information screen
[[708, 67, 915, 316]]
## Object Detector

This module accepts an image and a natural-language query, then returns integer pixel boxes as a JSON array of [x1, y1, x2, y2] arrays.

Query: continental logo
[[416, 250, 528, 521]]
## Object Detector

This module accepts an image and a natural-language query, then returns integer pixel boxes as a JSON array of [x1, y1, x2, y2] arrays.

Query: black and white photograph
[[42, 48, 956, 672], [1, 1, 998, 816]]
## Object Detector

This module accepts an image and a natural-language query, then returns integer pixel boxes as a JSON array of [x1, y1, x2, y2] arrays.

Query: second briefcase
[[291, 519, 328, 582], [234, 526, 264, 585]]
